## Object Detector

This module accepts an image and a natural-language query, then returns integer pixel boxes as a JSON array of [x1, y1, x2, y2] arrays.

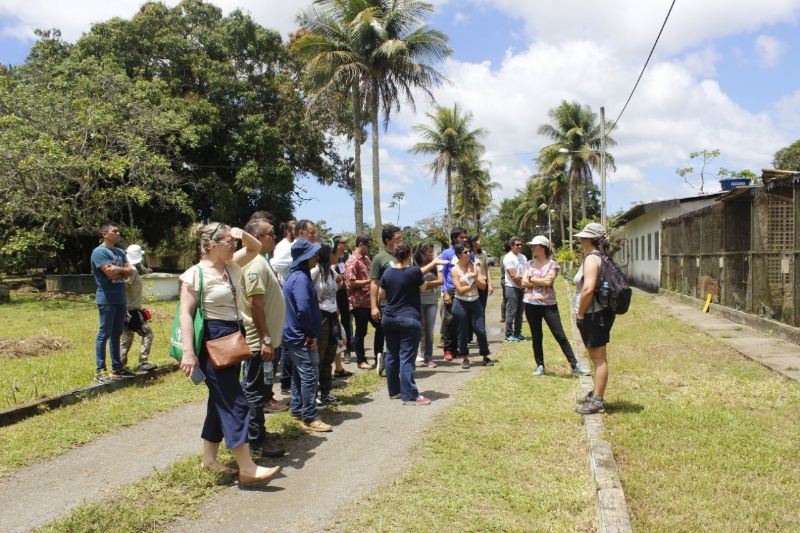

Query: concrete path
[[0, 294, 505, 533], [655, 294, 800, 381]]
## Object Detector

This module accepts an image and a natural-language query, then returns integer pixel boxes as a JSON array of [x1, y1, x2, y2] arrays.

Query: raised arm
[[233, 227, 261, 267]]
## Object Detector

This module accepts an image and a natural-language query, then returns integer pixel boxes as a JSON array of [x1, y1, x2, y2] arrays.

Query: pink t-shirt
[[523, 259, 559, 305]]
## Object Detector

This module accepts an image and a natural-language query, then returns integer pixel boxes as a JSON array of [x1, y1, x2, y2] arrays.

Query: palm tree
[[513, 172, 569, 245], [359, 0, 451, 241], [453, 155, 498, 234], [537, 100, 616, 247], [294, 2, 370, 235], [411, 103, 485, 228]]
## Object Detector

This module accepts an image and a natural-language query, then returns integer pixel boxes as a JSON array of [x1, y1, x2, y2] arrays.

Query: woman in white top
[[178, 222, 280, 487], [311, 243, 344, 405], [451, 243, 492, 369]]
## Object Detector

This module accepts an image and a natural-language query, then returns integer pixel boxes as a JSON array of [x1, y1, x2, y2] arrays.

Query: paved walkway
[[0, 295, 505, 533], [655, 294, 800, 381]]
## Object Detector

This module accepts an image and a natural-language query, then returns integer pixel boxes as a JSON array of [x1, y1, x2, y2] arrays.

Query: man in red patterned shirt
[[344, 235, 383, 369]]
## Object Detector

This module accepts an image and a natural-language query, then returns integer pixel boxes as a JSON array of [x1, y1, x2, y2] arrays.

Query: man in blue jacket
[[282, 239, 332, 432]]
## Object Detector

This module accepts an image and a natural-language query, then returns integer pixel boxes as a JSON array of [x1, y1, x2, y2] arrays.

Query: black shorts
[[576, 310, 615, 348]]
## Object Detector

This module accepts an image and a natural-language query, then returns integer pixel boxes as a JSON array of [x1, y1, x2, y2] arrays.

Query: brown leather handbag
[[205, 267, 252, 369]]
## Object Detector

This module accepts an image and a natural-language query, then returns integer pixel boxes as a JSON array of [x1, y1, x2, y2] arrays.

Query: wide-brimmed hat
[[575, 222, 606, 239], [290, 239, 321, 269], [526, 235, 550, 248], [126, 244, 144, 265]]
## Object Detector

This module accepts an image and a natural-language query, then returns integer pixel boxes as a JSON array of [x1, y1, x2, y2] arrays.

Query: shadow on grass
[[606, 400, 645, 415]]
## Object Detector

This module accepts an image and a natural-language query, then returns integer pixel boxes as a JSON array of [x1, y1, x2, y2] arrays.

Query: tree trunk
[[568, 173, 575, 250], [476, 212, 481, 236], [370, 91, 382, 243], [559, 209, 565, 247], [580, 178, 588, 221], [461, 170, 468, 227], [446, 167, 452, 229], [352, 81, 364, 236]]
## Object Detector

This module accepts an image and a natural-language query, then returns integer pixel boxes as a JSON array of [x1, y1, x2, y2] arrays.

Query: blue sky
[[2, 0, 800, 233]]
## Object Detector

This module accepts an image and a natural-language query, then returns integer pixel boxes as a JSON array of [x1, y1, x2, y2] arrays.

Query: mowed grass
[[0, 292, 178, 405], [603, 292, 800, 531], [339, 288, 597, 533]]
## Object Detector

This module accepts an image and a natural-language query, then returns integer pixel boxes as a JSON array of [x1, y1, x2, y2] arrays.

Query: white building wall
[[614, 198, 719, 291]]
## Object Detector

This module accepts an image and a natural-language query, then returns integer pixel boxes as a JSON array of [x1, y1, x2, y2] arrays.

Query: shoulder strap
[[224, 266, 241, 322], [195, 265, 204, 317]]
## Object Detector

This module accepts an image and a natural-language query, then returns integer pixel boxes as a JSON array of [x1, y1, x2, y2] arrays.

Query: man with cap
[[120, 244, 157, 372], [282, 238, 333, 432]]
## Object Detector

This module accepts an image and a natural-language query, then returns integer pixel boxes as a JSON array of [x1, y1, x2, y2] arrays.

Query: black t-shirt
[[380, 266, 424, 320]]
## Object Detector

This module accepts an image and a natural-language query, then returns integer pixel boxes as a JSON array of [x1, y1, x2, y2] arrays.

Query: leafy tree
[[411, 103, 485, 228], [453, 155, 499, 235], [677, 149, 759, 191], [413, 212, 450, 249], [388, 191, 405, 225], [537, 100, 616, 247], [773, 139, 800, 171]]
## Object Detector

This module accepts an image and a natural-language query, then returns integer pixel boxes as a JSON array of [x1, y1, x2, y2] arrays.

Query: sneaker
[[443, 351, 454, 362], [424, 360, 437, 368], [515, 335, 528, 342], [389, 393, 401, 399], [576, 390, 594, 404], [416, 356, 424, 365], [461, 358, 471, 369], [95, 370, 113, 384], [576, 397, 605, 414], [376, 353, 385, 376], [482, 357, 494, 367], [572, 364, 592, 376], [319, 393, 342, 405], [403, 395, 432, 406], [264, 399, 289, 413], [304, 418, 333, 432], [505, 336, 517, 342], [137, 362, 157, 372], [532, 365, 545, 377], [111, 366, 136, 378], [343, 352, 352, 365], [251, 441, 287, 459]]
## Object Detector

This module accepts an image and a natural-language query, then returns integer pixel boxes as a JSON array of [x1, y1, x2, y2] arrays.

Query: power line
[[605, 0, 677, 139]]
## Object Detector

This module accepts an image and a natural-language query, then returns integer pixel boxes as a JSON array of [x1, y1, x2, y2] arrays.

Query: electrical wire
[[605, 0, 677, 139]]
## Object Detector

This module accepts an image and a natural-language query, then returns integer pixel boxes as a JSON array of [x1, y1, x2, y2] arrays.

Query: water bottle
[[597, 280, 611, 308], [264, 360, 274, 385]]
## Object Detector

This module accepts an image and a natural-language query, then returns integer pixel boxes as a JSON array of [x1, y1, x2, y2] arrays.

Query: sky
[[2, 0, 800, 233]]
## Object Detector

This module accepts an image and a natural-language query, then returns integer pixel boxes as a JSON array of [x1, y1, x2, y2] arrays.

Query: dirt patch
[[0, 335, 71, 358], [14, 284, 40, 294], [35, 291, 82, 301]]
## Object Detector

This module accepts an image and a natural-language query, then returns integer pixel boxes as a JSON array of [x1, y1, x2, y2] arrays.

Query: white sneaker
[[376, 352, 385, 377], [415, 356, 424, 365]]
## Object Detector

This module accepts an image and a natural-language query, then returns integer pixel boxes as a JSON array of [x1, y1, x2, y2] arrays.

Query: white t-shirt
[[311, 265, 339, 313], [179, 262, 247, 321], [503, 251, 526, 288], [270, 238, 293, 285]]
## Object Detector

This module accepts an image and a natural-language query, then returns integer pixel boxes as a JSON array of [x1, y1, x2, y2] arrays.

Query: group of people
[[90, 213, 617, 486]]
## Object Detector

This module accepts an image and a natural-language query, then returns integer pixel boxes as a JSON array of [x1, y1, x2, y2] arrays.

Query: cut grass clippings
[[338, 292, 597, 532], [600, 292, 800, 531]]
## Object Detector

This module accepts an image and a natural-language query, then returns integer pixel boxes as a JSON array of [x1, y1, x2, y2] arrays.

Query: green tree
[[411, 103, 485, 228], [453, 155, 499, 235], [773, 139, 800, 171], [537, 100, 616, 247]]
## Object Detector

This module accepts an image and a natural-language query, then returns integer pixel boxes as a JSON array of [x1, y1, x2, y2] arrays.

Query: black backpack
[[589, 252, 632, 314]]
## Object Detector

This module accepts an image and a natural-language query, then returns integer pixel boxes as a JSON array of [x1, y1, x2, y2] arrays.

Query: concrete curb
[[564, 282, 633, 533], [0, 363, 179, 428]]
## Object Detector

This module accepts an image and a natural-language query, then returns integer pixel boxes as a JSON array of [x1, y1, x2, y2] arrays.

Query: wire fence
[[661, 175, 799, 328]]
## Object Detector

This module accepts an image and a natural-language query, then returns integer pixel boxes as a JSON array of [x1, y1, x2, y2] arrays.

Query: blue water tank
[[719, 177, 752, 191]]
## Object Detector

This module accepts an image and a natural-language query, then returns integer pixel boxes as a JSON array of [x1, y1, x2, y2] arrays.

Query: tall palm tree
[[411, 103, 485, 228], [537, 100, 616, 247], [359, 0, 451, 241], [294, 2, 370, 234], [453, 155, 498, 234]]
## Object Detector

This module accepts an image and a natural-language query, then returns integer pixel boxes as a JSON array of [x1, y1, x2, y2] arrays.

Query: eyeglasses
[[462, 250, 471, 255], [513, 243, 522, 247]]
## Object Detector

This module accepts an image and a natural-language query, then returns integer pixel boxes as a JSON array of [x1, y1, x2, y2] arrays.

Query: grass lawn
[[0, 292, 179, 405], [602, 292, 800, 531], [339, 289, 597, 532]]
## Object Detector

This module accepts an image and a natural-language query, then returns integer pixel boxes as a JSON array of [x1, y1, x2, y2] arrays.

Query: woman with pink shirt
[[522, 236, 590, 377]]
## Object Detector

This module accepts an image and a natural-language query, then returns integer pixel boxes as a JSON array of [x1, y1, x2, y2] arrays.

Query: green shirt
[[369, 249, 395, 306], [240, 255, 286, 351]]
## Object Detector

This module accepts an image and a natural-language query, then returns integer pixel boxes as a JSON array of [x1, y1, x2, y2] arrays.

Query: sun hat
[[125, 244, 144, 265], [290, 239, 322, 269], [575, 222, 607, 240], [526, 235, 550, 248]]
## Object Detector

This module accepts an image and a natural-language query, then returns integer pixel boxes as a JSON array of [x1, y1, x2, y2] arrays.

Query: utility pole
[[600, 106, 607, 228]]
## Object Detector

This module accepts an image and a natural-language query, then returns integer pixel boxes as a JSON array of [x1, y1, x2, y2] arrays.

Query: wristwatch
[[262, 336, 272, 346]]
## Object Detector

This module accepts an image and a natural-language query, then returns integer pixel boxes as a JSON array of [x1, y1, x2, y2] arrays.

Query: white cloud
[[754, 35, 787, 68], [773, 89, 800, 137]]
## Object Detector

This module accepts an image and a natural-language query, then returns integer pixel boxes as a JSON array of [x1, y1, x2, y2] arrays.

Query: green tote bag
[[168, 265, 204, 363]]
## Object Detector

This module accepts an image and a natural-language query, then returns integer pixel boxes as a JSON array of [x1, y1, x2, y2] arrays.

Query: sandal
[[358, 362, 374, 370], [334, 369, 353, 377]]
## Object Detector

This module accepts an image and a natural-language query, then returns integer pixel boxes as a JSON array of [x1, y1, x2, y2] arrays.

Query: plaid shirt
[[344, 251, 372, 310]]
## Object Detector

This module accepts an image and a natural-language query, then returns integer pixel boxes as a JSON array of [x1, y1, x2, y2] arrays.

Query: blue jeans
[[419, 302, 438, 362], [279, 345, 292, 392], [95, 303, 126, 371], [382, 314, 422, 401], [504, 286, 524, 337], [285, 343, 320, 422], [241, 352, 271, 445], [452, 298, 491, 357]]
